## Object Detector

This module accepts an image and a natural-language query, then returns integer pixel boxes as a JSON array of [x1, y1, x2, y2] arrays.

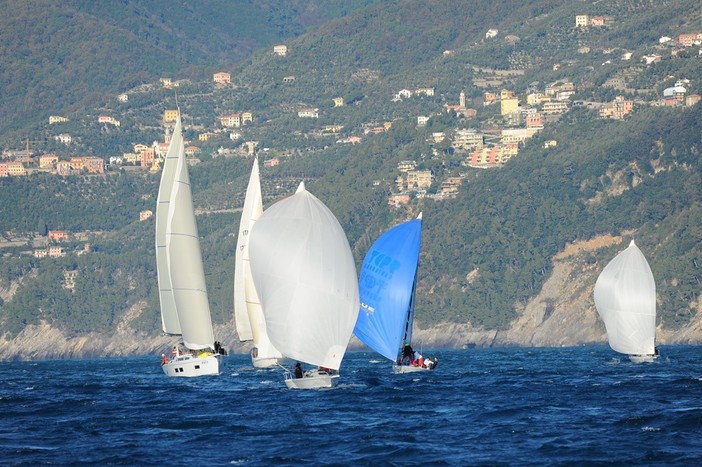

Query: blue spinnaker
[[353, 217, 422, 361]]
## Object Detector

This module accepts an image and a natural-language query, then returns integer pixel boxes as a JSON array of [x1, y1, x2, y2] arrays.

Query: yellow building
[[213, 72, 231, 84], [6, 161, 26, 176], [501, 95, 519, 116], [164, 109, 179, 123], [575, 15, 589, 27], [39, 154, 59, 168], [453, 129, 484, 150], [406, 170, 433, 190]]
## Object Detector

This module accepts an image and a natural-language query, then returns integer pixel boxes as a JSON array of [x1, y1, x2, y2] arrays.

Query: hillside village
[[0, 16, 701, 286], [2, 19, 700, 209]]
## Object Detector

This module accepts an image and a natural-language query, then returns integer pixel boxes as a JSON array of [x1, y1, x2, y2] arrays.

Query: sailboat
[[593, 239, 658, 363], [155, 113, 224, 377], [248, 182, 359, 389], [354, 213, 436, 373], [233, 156, 285, 368]]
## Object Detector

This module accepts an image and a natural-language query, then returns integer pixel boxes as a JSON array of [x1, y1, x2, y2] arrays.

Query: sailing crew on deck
[[413, 351, 423, 366], [400, 344, 415, 365], [294, 362, 303, 379]]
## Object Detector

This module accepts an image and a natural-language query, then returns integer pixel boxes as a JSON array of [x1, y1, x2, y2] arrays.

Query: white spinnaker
[[249, 182, 359, 370], [594, 240, 656, 356]]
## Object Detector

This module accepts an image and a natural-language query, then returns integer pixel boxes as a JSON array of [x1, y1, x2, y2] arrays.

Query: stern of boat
[[284, 369, 339, 389], [161, 353, 221, 377], [392, 363, 432, 374]]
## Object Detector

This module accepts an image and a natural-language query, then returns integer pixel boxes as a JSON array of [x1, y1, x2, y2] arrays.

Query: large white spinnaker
[[248, 182, 359, 370], [594, 240, 656, 356]]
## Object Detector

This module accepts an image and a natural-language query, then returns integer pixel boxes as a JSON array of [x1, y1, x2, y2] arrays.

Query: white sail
[[164, 116, 214, 351], [233, 157, 262, 341], [594, 240, 656, 356], [248, 182, 359, 370], [233, 157, 284, 364], [155, 116, 181, 335]]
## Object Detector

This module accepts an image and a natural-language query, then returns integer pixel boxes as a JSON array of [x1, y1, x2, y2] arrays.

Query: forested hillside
[[0, 0, 377, 139], [1, 0, 702, 352]]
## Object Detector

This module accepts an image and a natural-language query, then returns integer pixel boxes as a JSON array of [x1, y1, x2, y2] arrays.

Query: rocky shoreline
[[2, 235, 701, 361]]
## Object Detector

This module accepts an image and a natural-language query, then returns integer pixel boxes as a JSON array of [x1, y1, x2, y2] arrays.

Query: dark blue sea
[[2, 346, 702, 466]]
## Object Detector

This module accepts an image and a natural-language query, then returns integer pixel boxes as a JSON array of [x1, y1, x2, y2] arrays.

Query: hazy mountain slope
[[0, 0, 377, 139]]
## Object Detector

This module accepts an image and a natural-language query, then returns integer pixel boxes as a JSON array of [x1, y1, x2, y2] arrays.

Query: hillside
[[0, 0, 377, 140], [1, 0, 702, 359]]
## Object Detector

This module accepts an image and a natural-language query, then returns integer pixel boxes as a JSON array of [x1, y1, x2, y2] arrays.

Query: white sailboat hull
[[251, 352, 288, 369], [284, 370, 339, 389], [393, 363, 432, 374], [161, 353, 221, 377]]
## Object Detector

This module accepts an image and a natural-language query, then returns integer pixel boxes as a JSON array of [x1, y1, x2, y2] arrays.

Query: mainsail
[[155, 116, 182, 335], [594, 239, 656, 356], [248, 182, 359, 370], [158, 114, 215, 351], [233, 157, 283, 364], [234, 157, 263, 342], [354, 214, 422, 361]]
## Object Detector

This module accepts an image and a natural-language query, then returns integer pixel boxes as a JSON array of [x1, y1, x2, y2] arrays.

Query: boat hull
[[161, 353, 221, 377], [628, 354, 658, 364], [284, 370, 339, 389], [393, 363, 432, 374], [252, 354, 288, 369]]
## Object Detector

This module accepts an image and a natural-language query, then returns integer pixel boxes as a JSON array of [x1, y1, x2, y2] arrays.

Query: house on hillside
[[48, 230, 69, 242], [39, 154, 59, 168], [220, 113, 241, 128], [298, 108, 319, 118], [599, 96, 633, 119], [591, 16, 605, 26], [49, 116, 68, 124], [213, 72, 231, 84], [55, 134, 72, 145], [163, 109, 179, 122], [98, 116, 120, 127], [575, 15, 588, 27]]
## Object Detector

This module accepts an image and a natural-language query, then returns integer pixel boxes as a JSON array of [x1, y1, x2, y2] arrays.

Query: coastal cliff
[[1, 235, 700, 361]]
